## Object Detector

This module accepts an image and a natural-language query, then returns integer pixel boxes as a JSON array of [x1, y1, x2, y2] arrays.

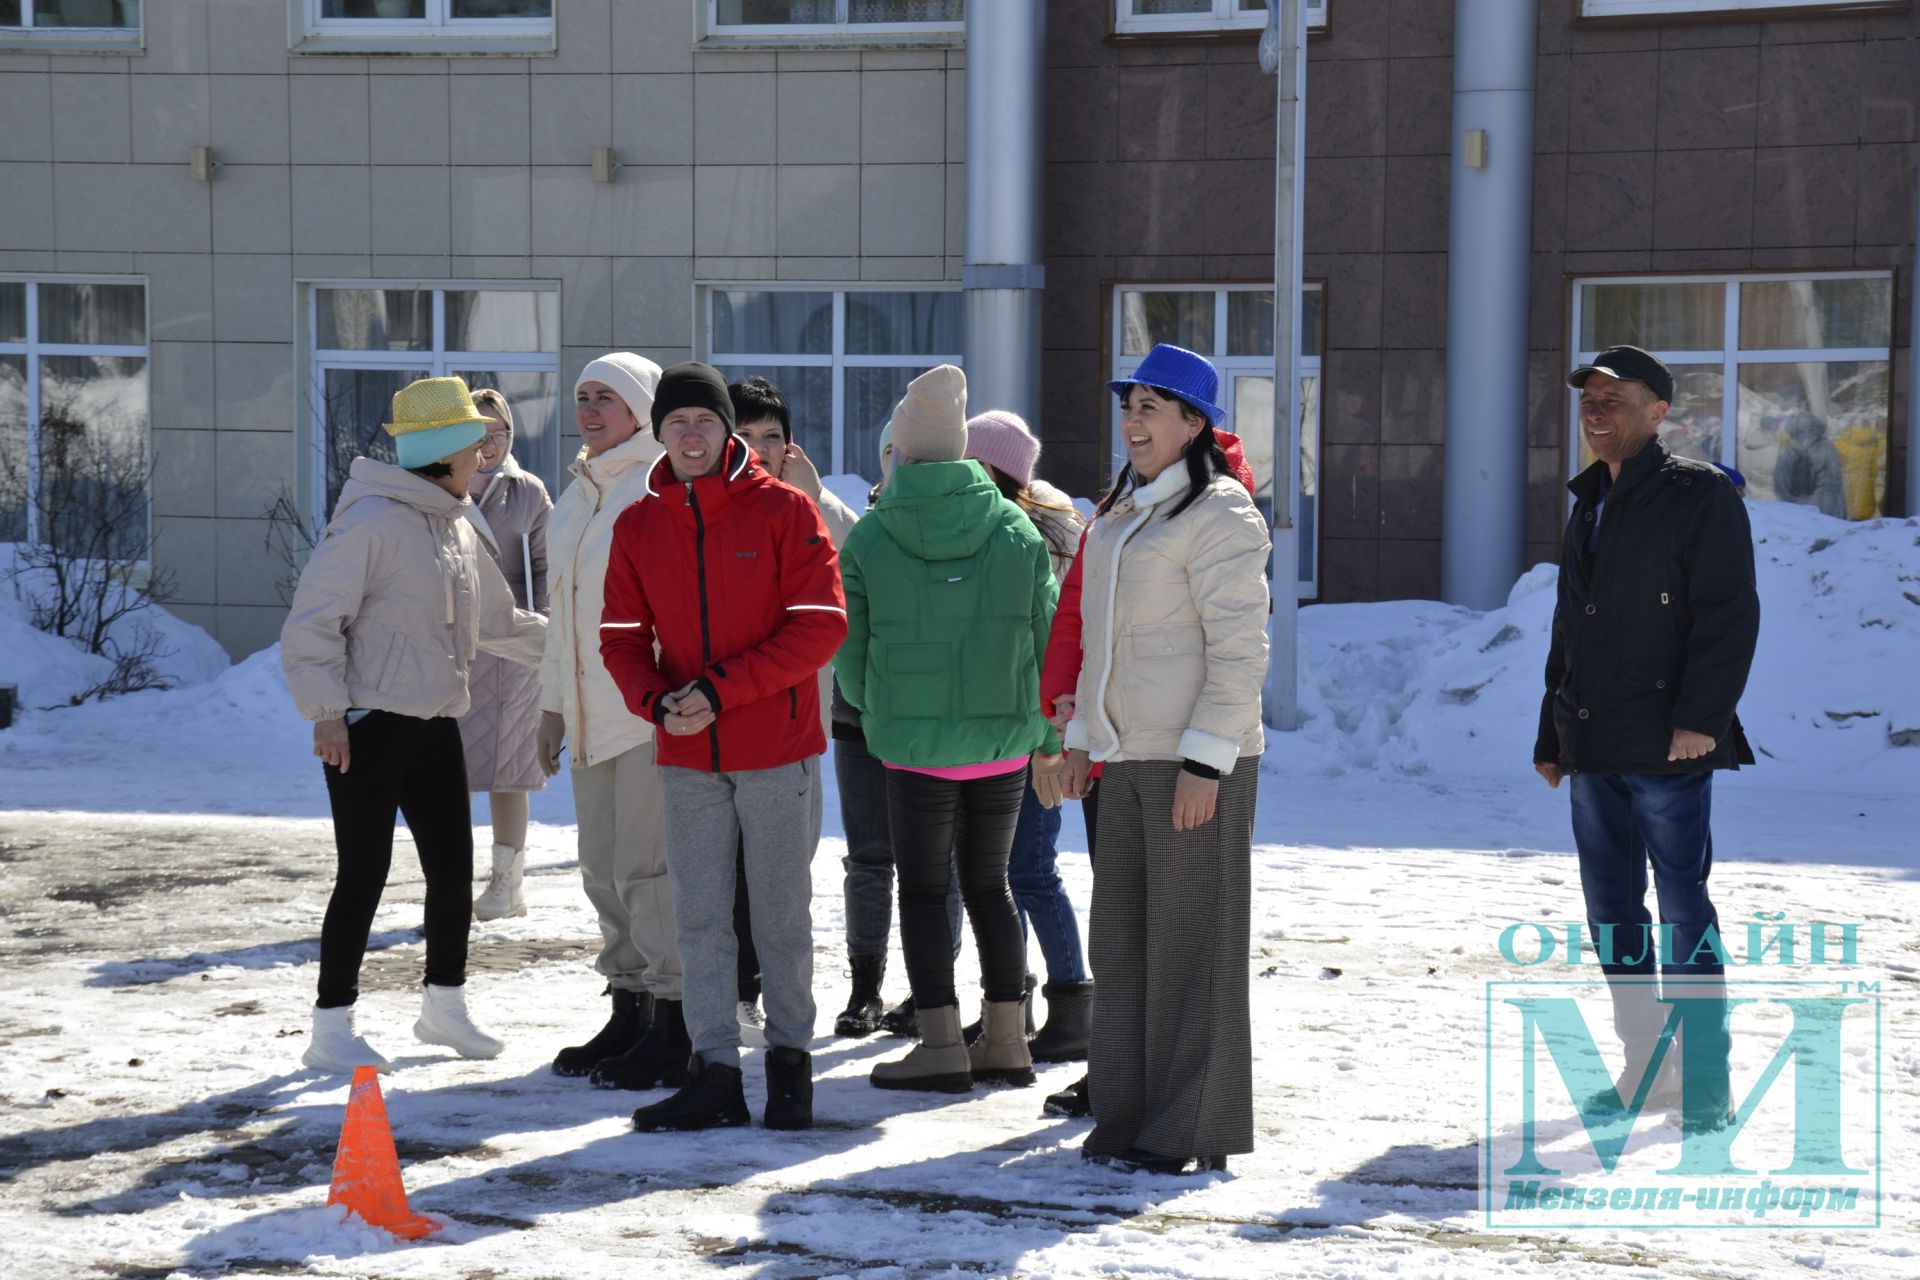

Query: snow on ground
[[1, 501, 1917, 1279]]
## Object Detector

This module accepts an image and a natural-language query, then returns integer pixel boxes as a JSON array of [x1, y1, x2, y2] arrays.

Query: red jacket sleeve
[[704, 490, 848, 711], [598, 503, 672, 726], [1039, 528, 1089, 718]]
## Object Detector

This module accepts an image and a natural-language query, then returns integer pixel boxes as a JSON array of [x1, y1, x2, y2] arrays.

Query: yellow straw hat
[[384, 376, 489, 469]]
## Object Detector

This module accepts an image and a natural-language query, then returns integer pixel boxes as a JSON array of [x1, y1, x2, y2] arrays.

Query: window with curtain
[[1111, 282, 1324, 597], [1113, 0, 1328, 35], [709, 0, 964, 36], [309, 285, 560, 519], [706, 287, 964, 479], [0, 279, 150, 558], [0, 1, 139, 28], [296, 0, 552, 49], [1570, 272, 1894, 520]]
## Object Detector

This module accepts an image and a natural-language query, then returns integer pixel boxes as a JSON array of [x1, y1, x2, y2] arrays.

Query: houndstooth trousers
[[1086, 758, 1257, 1159]]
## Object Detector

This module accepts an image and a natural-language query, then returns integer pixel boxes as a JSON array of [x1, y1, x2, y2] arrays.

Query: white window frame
[[1109, 281, 1322, 599], [302, 281, 561, 530], [1580, 0, 1886, 17], [0, 1, 142, 53], [0, 275, 152, 553], [700, 284, 964, 477], [1567, 269, 1894, 511], [700, 0, 965, 47], [291, 0, 554, 56], [1114, 0, 1327, 37]]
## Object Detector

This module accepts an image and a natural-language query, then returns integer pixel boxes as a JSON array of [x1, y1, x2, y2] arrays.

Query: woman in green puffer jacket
[[835, 365, 1059, 1096]]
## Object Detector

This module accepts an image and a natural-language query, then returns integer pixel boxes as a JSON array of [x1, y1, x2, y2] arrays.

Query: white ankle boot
[[415, 983, 504, 1059], [302, 1005, 392, 1074], [473, 842, 526, 921]]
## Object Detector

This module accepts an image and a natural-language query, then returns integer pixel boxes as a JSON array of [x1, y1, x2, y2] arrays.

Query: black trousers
[[317, 712, 474, 1008], [887, 766, 1027, 1010]]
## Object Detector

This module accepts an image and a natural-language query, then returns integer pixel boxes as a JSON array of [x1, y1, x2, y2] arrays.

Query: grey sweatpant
[[660, 756, 822, 1064], [572, 741, 681, 999]]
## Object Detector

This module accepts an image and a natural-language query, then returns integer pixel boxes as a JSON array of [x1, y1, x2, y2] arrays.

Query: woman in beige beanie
[[538, 353, 691, 1091]]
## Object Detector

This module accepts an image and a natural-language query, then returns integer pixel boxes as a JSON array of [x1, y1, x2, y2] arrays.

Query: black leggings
[[317, 712, 474, 1008], [887, 766, 1027, 1010]]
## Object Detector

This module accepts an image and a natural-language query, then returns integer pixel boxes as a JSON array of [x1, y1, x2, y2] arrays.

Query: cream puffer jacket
[[1063, 464, 1271, 773], [282, 457, 547, 723], [539, 429, 666, 768]]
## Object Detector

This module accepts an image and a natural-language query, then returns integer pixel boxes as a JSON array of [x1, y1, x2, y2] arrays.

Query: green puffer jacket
[[835, 459, 1061, 768]]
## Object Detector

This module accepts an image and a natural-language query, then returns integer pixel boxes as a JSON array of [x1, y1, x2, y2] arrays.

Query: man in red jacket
[[600, 361, 847, 1132]]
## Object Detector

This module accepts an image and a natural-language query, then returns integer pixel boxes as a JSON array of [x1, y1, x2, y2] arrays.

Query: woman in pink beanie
[[964, 411, 1092, 1064]]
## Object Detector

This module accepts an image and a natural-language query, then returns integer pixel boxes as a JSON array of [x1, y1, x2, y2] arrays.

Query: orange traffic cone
[[327, 1065, 441, 1240]]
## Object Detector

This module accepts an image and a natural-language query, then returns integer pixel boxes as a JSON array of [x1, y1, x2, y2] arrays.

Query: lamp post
[[1260, 0, 1304, 731]]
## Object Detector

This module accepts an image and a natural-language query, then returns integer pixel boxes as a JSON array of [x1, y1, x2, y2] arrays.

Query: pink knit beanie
[[964, 410, 1041, 488]]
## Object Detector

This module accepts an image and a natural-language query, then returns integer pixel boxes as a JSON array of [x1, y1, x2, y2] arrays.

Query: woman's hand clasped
[[1172, 770, 1218, 831], [1062, 748, 1094, 802]]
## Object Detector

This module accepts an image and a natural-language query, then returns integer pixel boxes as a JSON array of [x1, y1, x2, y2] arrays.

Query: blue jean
[[1007, 783, 1088, 984], [834, 733, 959, 961], [1569, 771, 1729, 1106]]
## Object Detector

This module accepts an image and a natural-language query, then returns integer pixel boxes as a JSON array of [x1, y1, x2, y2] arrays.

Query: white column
[[1440, 0, 1538, 609], [962, 0, 1046, 423]]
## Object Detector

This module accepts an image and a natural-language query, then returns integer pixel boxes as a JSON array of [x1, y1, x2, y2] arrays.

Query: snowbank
[[1, 545, 228, 712], [1266, 502, 1920, 789]]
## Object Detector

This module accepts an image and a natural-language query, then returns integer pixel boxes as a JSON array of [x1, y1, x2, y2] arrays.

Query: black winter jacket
[[1534, 439, 1759, 775]]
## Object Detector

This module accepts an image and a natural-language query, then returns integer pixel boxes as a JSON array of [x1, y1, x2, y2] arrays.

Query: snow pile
[[1267, 502, 1920, 789], [0, 545, 228, 712]]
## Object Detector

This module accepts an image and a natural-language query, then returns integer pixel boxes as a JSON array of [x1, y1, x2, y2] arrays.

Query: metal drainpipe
[[962, 0, 1046, 425], [1909, 150, 1920, 517], [1440, 0, 1538, 609]]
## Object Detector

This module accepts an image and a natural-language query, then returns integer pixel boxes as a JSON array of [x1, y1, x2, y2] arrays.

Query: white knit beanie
[[575, 352, 662, 426]]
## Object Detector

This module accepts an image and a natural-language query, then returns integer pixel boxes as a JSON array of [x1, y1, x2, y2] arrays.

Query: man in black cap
[[1534, 345, 1760, 1128]]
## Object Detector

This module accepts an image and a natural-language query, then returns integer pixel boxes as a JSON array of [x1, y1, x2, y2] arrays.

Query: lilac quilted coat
[[457, 456, 552, 792]]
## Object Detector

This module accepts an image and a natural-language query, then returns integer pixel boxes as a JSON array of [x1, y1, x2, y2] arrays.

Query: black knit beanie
[[650, 362, 736, 438]]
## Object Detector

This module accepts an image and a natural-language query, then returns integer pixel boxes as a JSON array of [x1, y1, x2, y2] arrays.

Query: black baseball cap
[[1568, 345, 1674, 404]]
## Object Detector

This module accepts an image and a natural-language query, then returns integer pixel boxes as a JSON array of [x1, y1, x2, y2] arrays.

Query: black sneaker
[[631, 1056, 750, 1133], [763, 1046, 814, 1130], [553, 987, 651, 1078], [1082, 1146, 1226, 1176]]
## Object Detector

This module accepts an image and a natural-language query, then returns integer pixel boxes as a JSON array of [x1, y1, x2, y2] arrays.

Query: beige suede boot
[[968, 998, 1036, 1086], [869, 1003, 972, 1093]]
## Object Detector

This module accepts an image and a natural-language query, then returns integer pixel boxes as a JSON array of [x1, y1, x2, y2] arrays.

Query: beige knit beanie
[[886, 364, 968, 464]]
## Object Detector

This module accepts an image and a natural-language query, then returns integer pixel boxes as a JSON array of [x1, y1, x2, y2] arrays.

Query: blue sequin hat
[[1106, 343, 1226, 426]]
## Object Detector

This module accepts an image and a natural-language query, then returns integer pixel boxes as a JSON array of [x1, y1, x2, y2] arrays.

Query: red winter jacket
[[600, 437, 847, 773], [1039, 430, 1258, 722]]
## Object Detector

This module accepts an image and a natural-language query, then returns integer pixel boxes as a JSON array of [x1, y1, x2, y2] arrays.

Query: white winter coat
[[281, 457, 547, 723], [539, 430, 665, 768], [1064, 464, 1271, 774]]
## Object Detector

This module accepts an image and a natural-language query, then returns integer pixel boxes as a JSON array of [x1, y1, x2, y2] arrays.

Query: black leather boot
[[590, 997, 693, 1091], [552, 987, 652, 1078], [833, 954, 888, 1037], [879, 993, 918, 1038], [1028, 980, 1093, 1062], [763, 1046, 814, 1130], [631, 1055, 749, 1132], [1043, 1074, 1090, 1118]]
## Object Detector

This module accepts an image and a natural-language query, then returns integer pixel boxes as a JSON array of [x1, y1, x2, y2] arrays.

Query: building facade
[[1, 0, 1914, 656]]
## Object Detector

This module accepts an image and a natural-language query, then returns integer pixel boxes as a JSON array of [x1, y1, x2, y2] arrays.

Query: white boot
[[415, 983, 504, 1059], [301, 1005, 392, 1074], [473, 842, 526, 921]]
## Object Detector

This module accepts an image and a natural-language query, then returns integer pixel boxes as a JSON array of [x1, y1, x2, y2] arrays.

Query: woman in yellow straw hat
[[282, 376, 548, 1074]]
